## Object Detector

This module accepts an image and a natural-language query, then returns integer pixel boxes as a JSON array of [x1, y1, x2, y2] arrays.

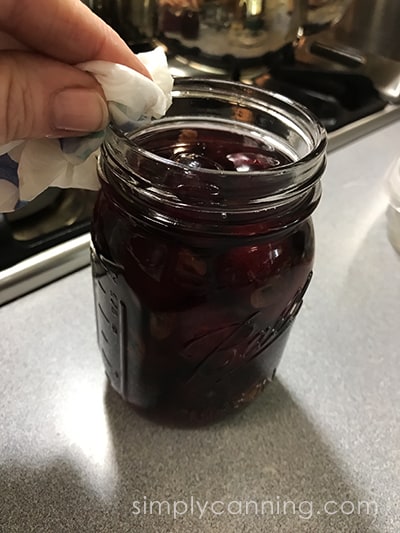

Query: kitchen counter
[[1, 122, 400, 533]]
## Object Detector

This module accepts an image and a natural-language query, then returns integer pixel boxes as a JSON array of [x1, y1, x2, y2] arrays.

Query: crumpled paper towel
[[0, 46, 173, 213]]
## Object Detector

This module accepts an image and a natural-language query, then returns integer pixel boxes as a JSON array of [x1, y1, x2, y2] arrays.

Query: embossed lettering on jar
[[91, 79, 327, 427]]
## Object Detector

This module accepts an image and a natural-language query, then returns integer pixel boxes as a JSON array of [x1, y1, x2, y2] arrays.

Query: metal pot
[[296, 0, 400, 103], [86, 0, 352, 62], [153, 0, 306, 62], [303, 0, 353, 34], [333, 0, 400, 63]]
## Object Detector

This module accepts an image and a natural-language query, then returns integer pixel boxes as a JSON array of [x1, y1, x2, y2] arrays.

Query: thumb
[[0, 51, 109, 144]]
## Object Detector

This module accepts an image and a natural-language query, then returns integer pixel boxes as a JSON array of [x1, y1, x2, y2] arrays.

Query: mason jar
[[91, 78, 327, 427]]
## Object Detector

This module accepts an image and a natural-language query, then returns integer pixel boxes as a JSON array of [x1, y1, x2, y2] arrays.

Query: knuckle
[[0, 54, 34, 143]]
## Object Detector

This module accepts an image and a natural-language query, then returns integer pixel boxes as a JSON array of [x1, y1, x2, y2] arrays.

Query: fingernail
[[51, 88, 108, 133]]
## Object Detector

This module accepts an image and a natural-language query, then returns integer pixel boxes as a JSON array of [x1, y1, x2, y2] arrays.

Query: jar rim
[[101, 78, 327, 214], [108, 77, 326, 170]]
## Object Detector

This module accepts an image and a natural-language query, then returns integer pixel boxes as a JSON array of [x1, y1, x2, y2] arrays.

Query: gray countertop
[[1, 123, 400, 533]]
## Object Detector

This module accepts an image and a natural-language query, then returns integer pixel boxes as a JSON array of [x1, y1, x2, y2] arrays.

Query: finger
[[0, 0, 150, 78], [0, 51, 109, 144], [0, 31, 28, 51]]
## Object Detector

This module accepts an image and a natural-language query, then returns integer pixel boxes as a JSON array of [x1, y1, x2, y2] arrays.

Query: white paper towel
[[0, 47, 173, 212]]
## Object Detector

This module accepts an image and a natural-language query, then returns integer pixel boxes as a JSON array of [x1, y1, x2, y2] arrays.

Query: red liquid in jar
[[140, 124, 291, 171], [91, 126, 314, 427]]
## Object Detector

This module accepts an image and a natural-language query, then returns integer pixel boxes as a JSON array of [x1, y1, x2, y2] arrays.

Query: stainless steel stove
[[1, 33, 400, 306]]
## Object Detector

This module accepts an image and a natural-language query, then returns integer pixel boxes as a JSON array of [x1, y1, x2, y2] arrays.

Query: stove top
[[1, 45, 400, 306], [0, 189, 96, 271], [0, 188, 96, 305], [253, 66, 386, 133]]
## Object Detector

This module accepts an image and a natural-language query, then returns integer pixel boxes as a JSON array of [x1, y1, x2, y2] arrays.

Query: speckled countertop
[[1, 122, 400, 533]]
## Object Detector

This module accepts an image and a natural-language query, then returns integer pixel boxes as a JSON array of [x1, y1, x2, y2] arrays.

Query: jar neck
[[99, 78, 327, 236], [99, 153, 322, 238]]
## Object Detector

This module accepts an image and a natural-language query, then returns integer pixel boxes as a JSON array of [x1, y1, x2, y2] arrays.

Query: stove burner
[[253, 65, 386, 132], [0, 188, 96, 271], [129, 41, 387, 133], [156, 39, 294, 80]]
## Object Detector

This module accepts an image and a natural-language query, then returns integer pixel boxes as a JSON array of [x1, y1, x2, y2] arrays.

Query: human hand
[[0, 0, 150, 144]]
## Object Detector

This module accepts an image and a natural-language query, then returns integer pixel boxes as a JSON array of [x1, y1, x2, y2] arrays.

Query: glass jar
[[91, 78, 327, 427]]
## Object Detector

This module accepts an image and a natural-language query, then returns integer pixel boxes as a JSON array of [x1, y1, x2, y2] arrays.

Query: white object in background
[[386, 156, 400, 253]]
